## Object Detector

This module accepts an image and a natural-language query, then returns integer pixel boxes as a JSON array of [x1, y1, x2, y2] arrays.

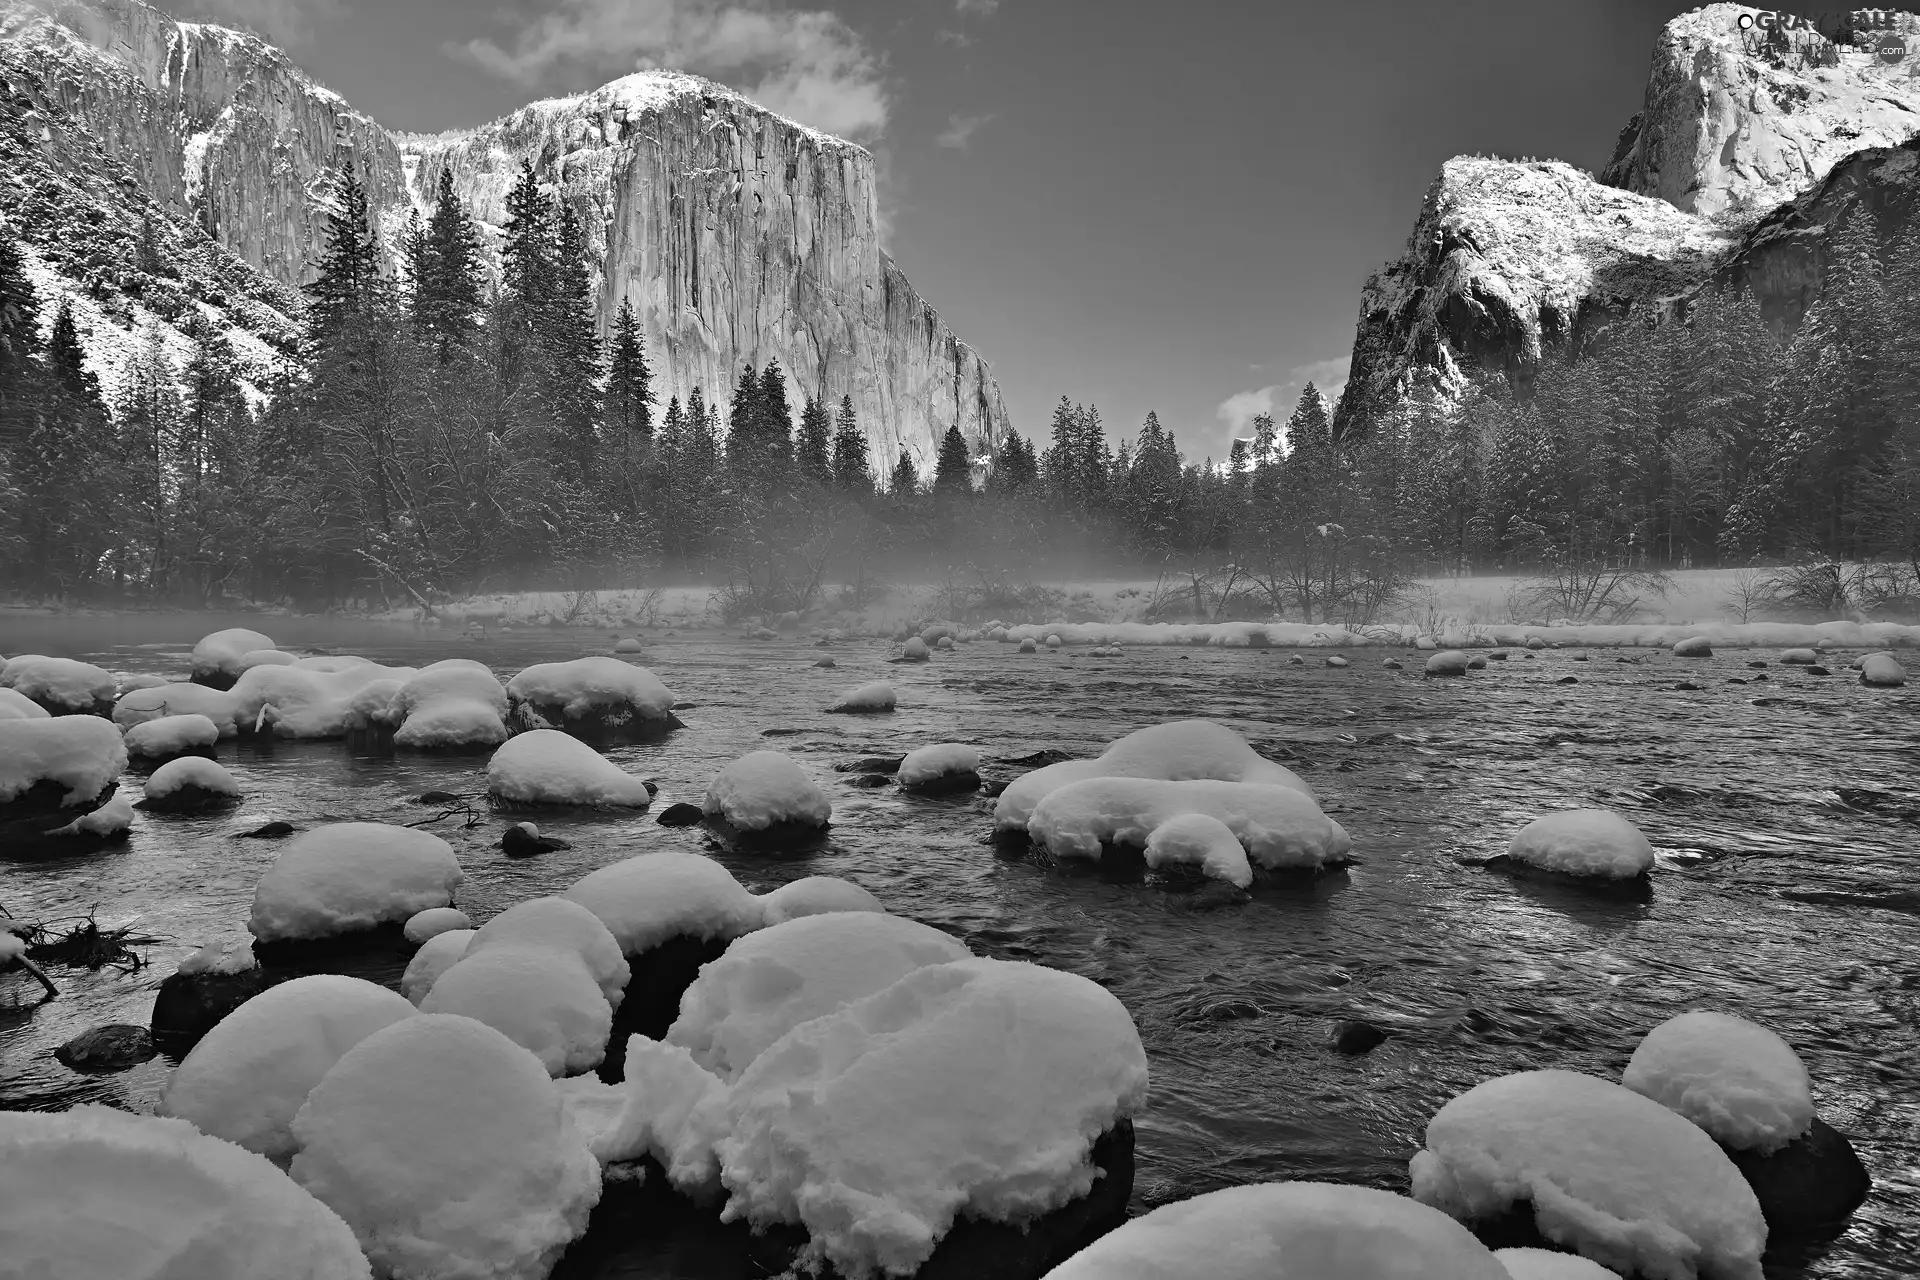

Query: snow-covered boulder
[[386, 659, 510, 749], [703, 750, 831, 836], [1029, 777, 1350, 876], [123, 712, 220, 761], [662, 912, 973, 1082], [1494, 1247, 1621, 1279], [1410, 1069, 1766, 1280], [140, 755, 241, 812], [1142, 811, 1254, 889], [756, 875, 885, 925], [996, 719, 1310, 831], [0, 1105, 370, 1280], [113, 682, 241, 735], [898, 742, 980, 793], [1426, 650, 1473, 677], [191, 628, 276, 689], [403, 906, 471, 943], [149, 939, 270, 1049], [249, 823, 464, 945], [1779, 648, 1818, 665], [0, 654, 118, 715], [828, 680, 896, 713], [486, 729, 654, 807], [463, 896, 630, 1007], [229, 662, 418, 739], [236, 648, 300, 670], [290, 1013, 601, 1280], [117, 673, 171, 696], [1018, 637, 1039, 654], [902, 636, 931, 661], [1042, 1182, 1510, 1280], [45, 787, 136, 842], [1673, 636, 1713, 658], [401, 929, 474, 1004], [614, 637, 644, 654], [0, 714, 127, 812], [0, 686, 51, 719], [605, 958, 1146, 1279], [159, 975, 416, 1159], [1860, 653, 1907, 687], [505, 656, 680, 741], [420, 944, 613, 1077], [1500, 809, 1654, 880], [563, 853, 764, 957]]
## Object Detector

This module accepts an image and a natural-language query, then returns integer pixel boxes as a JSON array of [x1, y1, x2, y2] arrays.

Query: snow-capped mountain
[[0, 0, 1009, 471], [1336, 4, 1920, 435]]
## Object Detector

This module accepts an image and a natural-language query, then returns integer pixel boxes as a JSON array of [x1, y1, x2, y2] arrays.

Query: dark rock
[[502, 822, 571, 856], [703, 812, 832, 853], [836, 755, 905, 774], [506, 696, 684, 745], [814, 657, 837, 668], [136, 783, 239, 815], [1488, 651, 1508, 661], [1805, 665, 1831, 676], [416, 790, 463, 805], [850, 774, 893, 788], [1571, 653, 1589, 662], [1329, 1019, 1389, 1055], [55, 1023, 156, 1072], [980, 779, 1010, 798], [1481, 854, 1654, 902], [190, 670, 240, 692], [1751, 673, 1768, 682], [644, 780, 659, 797], [0, 780, 121, 861], [150, 964, 276, 1051], [900, 770, 982, 796], [236, 820, 295, 838], [1674, 681, 1702, 691], [656, 802, 705, 827], [999, 749, 1076, 768], [598, 933, 733, 1082], [1747, 660, 1769, 669], [1725, 1115, 1871, 1236], [1556, 675, 1579, 684]]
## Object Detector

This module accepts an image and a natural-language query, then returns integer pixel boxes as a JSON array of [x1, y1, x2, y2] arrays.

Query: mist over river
[[2, 614, 1916, 1279]]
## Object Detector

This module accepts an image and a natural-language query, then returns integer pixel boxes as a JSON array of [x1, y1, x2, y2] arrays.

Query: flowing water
[[2, 614, 1917, 1278]]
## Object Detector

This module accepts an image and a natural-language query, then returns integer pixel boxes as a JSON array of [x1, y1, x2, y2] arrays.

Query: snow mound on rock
[[178, 936, 257, 976], [995, 719, 1309, 830], [0, 1105, 370, 1280], [192, 628, 276, 684], [1860, 653, 1907, 687], [420, 945, 612, 1077], [611, 957, 1148, 1279], [486, 729, 654, 806], [756, 875, 884, 925], [49, 787, 136, 837], [0, 715, 127, 806], [505, 656, 676, 721], [665, 912, 973, 1082], [403, 906, 470, 943], [1, 654, 118, 711], [387, 659, 510, 748], [402, 929, 473, 1004], [898, 743, 979, 786], [1410, 1069, 1765, 1280], [123, 713, 220, 758], [464, 896, 630, 1007], [230, 663, 419, 739], [1142, 811, 1254, 888], [143, 755, 240, 801], [0, 686, 51, 719], [829, 680, 896, 712], [1495, 1247, 1623, 1280], [1029, 776, 1350, 873], [160, 974, 416, 1160], [563, 852, 764, 955], [113, 682, 241, 735], [1622, 1011, 1814, 1155], [1042, 1181, 1510, 1280], [290, 1013, 601, 1280], [1506, 810, 1654, 879], [249, 823, 464, 943], [703, 750, 831, 831]]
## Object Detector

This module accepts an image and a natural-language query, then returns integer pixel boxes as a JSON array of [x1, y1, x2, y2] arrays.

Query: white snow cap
[[178, 936, 258, 976], [0, 715, 127, 807], [123, 712, 220, 757], [420, 944, 613, 1076], [191, 628, 276, 682], [230, 662, 418, 739], [403, 906, 471, 943], [995, 719, 1310, 830], [0, 686, 51, 719], [1495, 1248, 1624, 1280], [665, 911, 973, 1082], [1142, 811, 1254, 888], [463, 895, 631, 1007], [829, 680, 896, 712], [142, 755, 241, 801], [611, 957, 1148, 1279], [113, 682, 241, 734], [563, 851, 764, 954], [703, 750, 831, 831], [0, 1105, 370, 1280], [1030, 776, 1350, 873], [401, 928, 474, 1004], [486, 728, 654, 806], [756, 875, 884, 925], [49, 787, 136, 837], [1622, 1011, 1814, 1154], [290, 1013, 601, 1280], [1410, 1069, 1766, 1280], [0, 654, 117, 711], [1507, 809, 1655, 879], [506, 656, 676, 719], [387, 659, 510, 748], [160, 974, 416, 1160], [1042, 1181, 1511, 1280], [249, 823, 464, 943], [898, 742, 979, 786]]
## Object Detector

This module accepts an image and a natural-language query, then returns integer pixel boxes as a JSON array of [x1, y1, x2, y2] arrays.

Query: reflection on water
[[2, 615, 1917, 1278]]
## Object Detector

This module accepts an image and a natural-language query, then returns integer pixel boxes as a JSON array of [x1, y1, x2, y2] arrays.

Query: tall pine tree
[[796, 395, 832, 485], [933, 423, 973, 497], [0, 216, 41, 444], [830, 395, 870, 493], [307, 168, 380, 339], [606, 298, 653, 441]]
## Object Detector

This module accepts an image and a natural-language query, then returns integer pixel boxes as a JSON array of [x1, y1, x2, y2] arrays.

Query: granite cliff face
[[1337, 4, 1920, 435], [0, 0, 1010, 471]]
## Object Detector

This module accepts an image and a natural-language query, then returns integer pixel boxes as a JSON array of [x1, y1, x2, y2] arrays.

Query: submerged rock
[[55, 1023, 156, 1072], [502, 821, 571, 856], [150, 965, 276, 1051], [655, 802, 705, 827], [1329, 1019, 1389, 1056], [1725, 1115, 1871, 1236], [236, 820, 295, 838]]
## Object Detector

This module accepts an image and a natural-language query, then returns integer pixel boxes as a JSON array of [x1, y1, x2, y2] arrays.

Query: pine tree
[[830, 395, 870, 493], [544, 198, 604, 476], [1076, 404, 1111, 510], [796, 395, 832, 485], [933, 423, 973, 497], [889, 450, 920, 497], [134, 213, 167, 279], [502, 162, 554, 309], [413, 169, 484, 346], [726, 363, 764, 478], [757, 359, 794, 474], [118, 319, 183, 591], [1044, 396, 1079, 504], [307, 168, 380, 339], [0, 217, 42, 444], [995, 430, 1038, 490], [18, 299, 115, 591], [606, 299, 652, 440], [401, 209, 429, 314]]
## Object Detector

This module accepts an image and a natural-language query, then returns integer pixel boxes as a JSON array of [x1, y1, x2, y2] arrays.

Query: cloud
[[953, 0, 1000, 14], [935, 27, 974, 47], [936, 111, 993, 150], [1215, 355, 1352, 437], [450, 0, 889, 140], [168, 0, 341, 44]]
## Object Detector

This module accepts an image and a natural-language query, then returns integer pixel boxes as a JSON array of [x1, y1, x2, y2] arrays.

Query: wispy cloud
[[953, 0, 1000, 15], [935, 27, 974, 47], [936, 111, 993, 150], [1215, 355, 1351, 437], [449, 0, 889, 141]]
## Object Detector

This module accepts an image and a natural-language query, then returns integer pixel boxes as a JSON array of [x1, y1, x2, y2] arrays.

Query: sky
[[172, 0, 1718, 461]]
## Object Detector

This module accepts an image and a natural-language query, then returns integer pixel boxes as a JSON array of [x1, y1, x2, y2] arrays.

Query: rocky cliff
[[1337, 4, 1920, 436], [0, 0, 1010, 471]]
